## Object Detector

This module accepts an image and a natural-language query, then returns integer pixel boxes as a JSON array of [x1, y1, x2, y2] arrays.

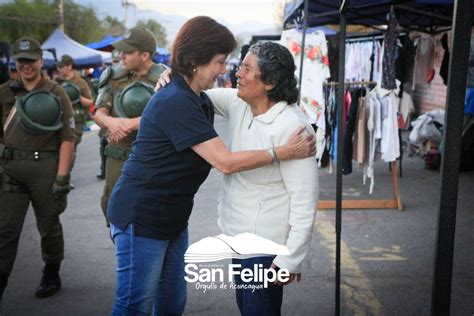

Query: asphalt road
[[2, 116, 473, 315]]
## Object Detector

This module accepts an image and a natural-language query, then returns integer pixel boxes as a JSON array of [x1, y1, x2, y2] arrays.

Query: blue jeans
[[232, 256, 283, 316], [111, 224, 188, 316]]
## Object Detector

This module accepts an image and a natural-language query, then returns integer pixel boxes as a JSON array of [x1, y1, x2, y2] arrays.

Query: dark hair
[[171, 16, 237, 78], [249, 42, 298, 104]]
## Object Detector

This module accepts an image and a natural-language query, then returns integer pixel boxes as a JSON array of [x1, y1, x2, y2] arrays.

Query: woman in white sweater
[[207, 42, 318, 316], [158, 41, 318, 316]]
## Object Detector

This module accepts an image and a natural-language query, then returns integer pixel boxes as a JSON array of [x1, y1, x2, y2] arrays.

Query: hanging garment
[[382, 8, 399, 89], [413, 36, 435, 85], [369, 38, 376, 81], [396, 36, 416, 85], [440, 33, 450, 85], [343, 89, 361, 175], [361, 42, 374, 82], [399, 90, 415, 129], [363, 88, 382, 194], [378, 87, 401, 162], [377, 42, 385, 87], [327, 36, 340, 81], [280, 28, 331, 128], [354, 96, 367, 164], [345, 43, 358, 81]]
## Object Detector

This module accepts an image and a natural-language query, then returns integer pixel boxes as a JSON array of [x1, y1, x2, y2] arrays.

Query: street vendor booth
[[282, 0, 473, 314]]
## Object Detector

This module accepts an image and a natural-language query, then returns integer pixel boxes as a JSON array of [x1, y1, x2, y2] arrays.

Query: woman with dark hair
[[158, 41, 319, 316], [107, 17, 314, 315]]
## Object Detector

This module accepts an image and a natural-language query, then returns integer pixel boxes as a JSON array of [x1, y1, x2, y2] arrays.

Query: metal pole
[[57, 0, 64, 31], [336, 1, 348, 315], [431, 0, 472, 315], [297, 0, 309, 105]]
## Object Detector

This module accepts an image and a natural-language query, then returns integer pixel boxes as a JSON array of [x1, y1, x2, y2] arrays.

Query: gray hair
[[248, 41, 298, 104]]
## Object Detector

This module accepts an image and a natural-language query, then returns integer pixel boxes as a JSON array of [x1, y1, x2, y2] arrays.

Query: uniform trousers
[[100, 156, 125, 220], [0, 155, 66, 282]]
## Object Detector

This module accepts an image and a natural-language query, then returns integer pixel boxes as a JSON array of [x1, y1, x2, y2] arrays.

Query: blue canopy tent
[[42, 29, 111, 68], [85, 34, 123, 51], [283, 1, 473, 314], [86, 35, 170, 65], [153, 46, 170, 65]]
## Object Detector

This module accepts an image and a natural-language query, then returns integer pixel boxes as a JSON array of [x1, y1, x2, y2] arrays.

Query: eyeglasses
[[237, 64, 261, 78]]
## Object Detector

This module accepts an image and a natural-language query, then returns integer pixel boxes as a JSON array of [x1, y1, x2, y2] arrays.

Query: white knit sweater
[[206, 88, 319, 273]]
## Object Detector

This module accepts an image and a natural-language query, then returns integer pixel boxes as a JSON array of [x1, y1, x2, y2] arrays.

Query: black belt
[[0, 147, 57, 161]]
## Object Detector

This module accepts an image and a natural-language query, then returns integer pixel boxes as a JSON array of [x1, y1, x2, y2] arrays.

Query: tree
[[0, 0, 57, 43], [102, 15, 126, 37], [63, 0, 103, 44], [0, 1, 169, 49], [136, 19, 168, 48]]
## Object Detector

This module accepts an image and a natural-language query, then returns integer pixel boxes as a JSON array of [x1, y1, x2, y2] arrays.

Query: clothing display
[[322, 83, 400, 193], [345, 40, 382, 82]]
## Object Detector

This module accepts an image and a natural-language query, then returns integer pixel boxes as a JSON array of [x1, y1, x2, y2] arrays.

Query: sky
[[74, 0, 285, 43], [129, 0, 282, 26]]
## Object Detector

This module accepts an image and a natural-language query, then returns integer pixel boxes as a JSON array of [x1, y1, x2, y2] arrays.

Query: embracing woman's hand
[[155, 68, 172, 91]]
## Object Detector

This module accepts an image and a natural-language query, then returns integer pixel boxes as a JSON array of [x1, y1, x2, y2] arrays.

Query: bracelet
[[273, 147, 280, 162], [266, 147, 279, 164]]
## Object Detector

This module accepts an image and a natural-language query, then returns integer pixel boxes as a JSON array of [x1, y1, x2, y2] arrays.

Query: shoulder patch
[[99, 67, 112, 88]]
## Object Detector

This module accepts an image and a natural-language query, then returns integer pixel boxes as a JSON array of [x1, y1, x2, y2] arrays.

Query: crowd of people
[[0, 16, 319, 316]]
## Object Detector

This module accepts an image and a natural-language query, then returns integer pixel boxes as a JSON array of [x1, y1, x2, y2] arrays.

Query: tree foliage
[[0, 0, 166, 49], [136, 19, 168, 48], [63, 0, 103, 44], [0, 0, 56, 43], [102, 15, 126, 37]]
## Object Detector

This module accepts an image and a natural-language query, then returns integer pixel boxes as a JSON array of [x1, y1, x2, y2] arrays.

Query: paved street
[[2, 116, 473, 315]]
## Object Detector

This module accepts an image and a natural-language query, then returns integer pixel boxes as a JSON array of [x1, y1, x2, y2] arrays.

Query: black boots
[[35, 263, 61, 298]]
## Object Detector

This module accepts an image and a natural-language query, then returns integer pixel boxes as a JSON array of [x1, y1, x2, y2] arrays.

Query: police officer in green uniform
[[56, 55, 93, 185], [0, 37, 75, 305], [94, 27, 167, 224], [56, 54, 93, 147], [95, 51, 120, 180]]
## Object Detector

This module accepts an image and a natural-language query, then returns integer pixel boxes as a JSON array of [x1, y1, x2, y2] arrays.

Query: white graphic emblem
[[19, 41, 30, 51]]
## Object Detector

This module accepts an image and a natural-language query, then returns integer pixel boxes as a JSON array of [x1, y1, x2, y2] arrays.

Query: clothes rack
[[323, 81, 377, 86], [318, 80, 403, 211]]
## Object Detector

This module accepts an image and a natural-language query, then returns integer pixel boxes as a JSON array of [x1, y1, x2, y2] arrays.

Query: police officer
[[94, 27, 167, 224], [95, 51, 120, 180], [0, 37, 75, 304], [56, 54, 93, 179]]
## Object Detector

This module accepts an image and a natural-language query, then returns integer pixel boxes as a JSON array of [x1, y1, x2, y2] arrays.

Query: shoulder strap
[[145, 63, 168, 84]]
